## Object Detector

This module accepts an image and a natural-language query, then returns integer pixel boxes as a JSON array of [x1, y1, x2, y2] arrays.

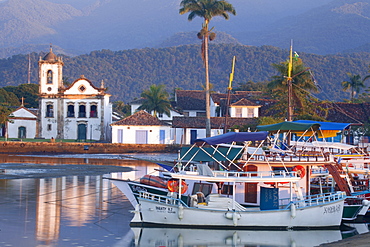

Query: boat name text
[[323, 205, 341, 214]]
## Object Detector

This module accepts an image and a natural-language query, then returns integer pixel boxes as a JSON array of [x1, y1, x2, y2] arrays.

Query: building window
[[79, 85, 86, 92], [78, 104, 86, 118], [247, 108, 254, 118], [46, 104, 54, 117], [67, 104, 75, 117], [158, 112, 163, 118], [47, 70, 53, 84], [235, 108, 242, 117], [90, 104, 97, 118], [47, 124, 52, 131], [196, 112, 206, 117]]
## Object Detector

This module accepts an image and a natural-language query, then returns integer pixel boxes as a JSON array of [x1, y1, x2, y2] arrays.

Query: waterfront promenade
[[0, 141, 179, 154]]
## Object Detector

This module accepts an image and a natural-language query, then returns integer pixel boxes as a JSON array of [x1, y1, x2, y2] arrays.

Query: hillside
[[0, 44, 369, 104]]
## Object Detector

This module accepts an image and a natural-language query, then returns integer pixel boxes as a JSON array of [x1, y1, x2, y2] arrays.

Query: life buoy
[[167, 179, 188, 194], [293, 165, 306, 178], [20, 143, 25, 148], [2, 143, 7, 147]]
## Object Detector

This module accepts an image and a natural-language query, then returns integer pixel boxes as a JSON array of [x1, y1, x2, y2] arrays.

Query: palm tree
[[267, 57, 319, 119], [179, 0, 236, 137], [341, 73, 365, 102], [137, 84, 171, 117]]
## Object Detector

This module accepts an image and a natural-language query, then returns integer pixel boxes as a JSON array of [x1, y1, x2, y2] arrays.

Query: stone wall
[[0, 141, 180, 154]]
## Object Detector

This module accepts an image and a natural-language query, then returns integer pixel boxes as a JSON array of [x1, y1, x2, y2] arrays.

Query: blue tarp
[[293, 120, 350, 130], [194, 131, 269, 145]]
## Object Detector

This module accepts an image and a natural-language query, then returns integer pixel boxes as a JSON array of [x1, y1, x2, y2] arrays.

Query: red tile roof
[[230, 98, 261, 107], [111, 110, 170, 126]]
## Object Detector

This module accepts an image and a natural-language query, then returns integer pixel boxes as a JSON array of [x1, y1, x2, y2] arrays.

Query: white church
[[7, 48, 112, 141]]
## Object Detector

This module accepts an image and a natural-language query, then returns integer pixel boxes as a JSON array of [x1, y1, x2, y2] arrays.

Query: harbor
[[0, 152, 369, 246]]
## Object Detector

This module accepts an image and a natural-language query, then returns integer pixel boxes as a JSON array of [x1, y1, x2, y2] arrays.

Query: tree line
[[0, 44, 369, 106]]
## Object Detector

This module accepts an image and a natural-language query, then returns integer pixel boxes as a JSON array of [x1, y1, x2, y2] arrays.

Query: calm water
[[0, 154, 368, 247]]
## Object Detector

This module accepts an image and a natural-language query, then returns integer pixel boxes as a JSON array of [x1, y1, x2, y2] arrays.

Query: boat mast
[[223, 56, 236, 133], [287, 40, 293, 122]]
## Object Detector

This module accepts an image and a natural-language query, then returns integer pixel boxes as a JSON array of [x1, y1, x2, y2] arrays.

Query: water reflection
[[132, 227, 343, 247], [0, 154, 368, 247]]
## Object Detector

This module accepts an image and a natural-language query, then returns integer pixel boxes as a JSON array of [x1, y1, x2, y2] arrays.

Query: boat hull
[[132, 196, 344, 229]]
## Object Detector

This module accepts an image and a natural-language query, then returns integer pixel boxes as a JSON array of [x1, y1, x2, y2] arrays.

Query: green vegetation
[[267, 57, 321, 120], [0, 45, 369, 105], [341, 73, 365, 102], [137, 84, 171, 117]]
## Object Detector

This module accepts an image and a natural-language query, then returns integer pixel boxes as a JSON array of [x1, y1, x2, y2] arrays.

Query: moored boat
[[111, 131, 346, 229]]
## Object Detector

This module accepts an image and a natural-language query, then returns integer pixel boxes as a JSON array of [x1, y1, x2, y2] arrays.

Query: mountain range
[[0, 0, 369, 58], [1, 44, 369, 104]]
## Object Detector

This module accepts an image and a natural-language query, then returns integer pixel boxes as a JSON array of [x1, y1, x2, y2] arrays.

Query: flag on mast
[[288, 40, 293, 79]]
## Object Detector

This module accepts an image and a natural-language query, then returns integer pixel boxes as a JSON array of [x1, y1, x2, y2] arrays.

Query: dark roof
[[111, 110, 170, 126], [175, 90, 205, 110], [322, 102, 370, 124], [230, 98, 260, 107], [211, 91, 263, 105], [172, 116, 258, 128]]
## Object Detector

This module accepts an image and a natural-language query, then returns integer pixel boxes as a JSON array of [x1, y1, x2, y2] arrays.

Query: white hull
[[132, 227, 343, 247], [132, 193, 345, 229]]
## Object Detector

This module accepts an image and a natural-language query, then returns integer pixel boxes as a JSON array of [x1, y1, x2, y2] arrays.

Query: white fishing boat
[[119, 132, 346, 229]]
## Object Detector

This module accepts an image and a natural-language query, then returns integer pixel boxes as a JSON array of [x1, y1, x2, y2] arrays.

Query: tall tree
[[267, 57, 319, 119], [341, 73, 365, 102], [179, 0, 236, 137], [137, 84, 171, 117]]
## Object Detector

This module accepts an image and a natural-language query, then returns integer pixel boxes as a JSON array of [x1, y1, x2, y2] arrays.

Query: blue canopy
[[194, 131, 268, 145], [293, 120, 350, 130]]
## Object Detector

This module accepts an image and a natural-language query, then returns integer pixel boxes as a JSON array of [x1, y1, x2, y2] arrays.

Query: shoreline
[[0, 141, 180, 154]]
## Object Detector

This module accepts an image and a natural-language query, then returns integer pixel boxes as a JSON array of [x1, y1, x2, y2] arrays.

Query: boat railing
[[137, 191, 188, 207], [211, 170, 297, 179], [282, 192, 346, 209]]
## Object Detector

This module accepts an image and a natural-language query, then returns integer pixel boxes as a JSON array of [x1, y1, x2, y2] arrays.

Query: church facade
[[37, 48, 112, 141]]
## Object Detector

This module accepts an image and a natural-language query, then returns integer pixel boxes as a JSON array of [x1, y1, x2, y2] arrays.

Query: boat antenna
[[223, 56, 236, 133]]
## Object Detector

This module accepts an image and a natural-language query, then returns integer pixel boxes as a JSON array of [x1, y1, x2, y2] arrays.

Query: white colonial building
[[111, 110, 171, 144], [37, 48, 112, 141], [7, 106, 37, 139]]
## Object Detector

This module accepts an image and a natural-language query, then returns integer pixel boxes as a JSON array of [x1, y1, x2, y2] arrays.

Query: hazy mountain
[[3, 0, 366, 58], [238, 0, 370, 54]]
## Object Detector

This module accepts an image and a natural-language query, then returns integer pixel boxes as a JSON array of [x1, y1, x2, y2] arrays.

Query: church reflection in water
[[35, 175, 111, 243]]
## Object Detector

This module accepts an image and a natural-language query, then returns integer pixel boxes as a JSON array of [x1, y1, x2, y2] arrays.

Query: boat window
[[192, 183, 213, 197], [220, 184, 233, 195]]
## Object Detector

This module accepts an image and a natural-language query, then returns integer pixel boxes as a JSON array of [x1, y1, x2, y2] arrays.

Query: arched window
[[46, 104, 54, 117], [90, 104, 97, 118], [47, 70, 53, 84], [78, 104, 86, 118], [67, 104, 75, 117]]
